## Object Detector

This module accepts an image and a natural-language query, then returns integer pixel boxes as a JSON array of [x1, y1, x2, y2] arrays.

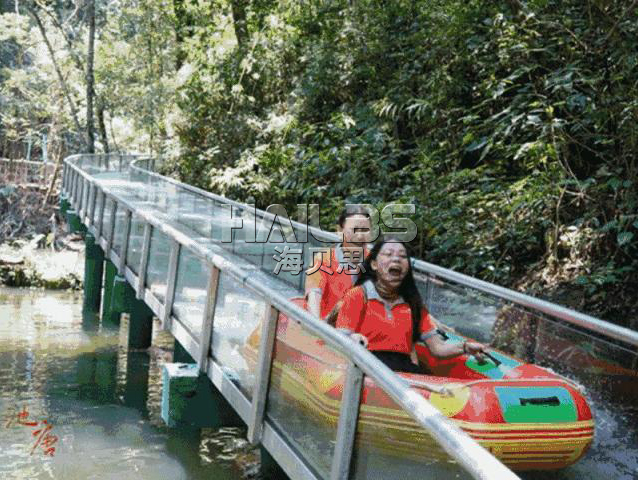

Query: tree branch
[[602, 0, 638, 45], [28, 6, 87, 150]]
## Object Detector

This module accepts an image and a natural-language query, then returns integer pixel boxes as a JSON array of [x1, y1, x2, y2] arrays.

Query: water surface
[[0, 287, 258, 480]]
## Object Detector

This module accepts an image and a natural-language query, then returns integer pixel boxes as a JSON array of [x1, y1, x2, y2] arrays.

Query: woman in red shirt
[[336, 237, 485, 373]]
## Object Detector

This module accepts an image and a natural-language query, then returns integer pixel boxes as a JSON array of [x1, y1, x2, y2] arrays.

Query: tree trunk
[[173, 0, 189, 70], [40, 6, 85, 72], [86, 0, 96, 153], [29, 7, 87, 151], [97, 98, 109, 154], [230, 0, 249, 49], [42, 4, 111, 155], [43, 106, 62, 206]]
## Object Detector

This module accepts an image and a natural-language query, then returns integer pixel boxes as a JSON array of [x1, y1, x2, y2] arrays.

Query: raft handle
[[475, 350, 502, 367], [519, 396, 560, 407], [436, 329, 449, 340]]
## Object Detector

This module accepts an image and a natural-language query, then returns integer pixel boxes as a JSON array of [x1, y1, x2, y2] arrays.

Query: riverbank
[[0, 183, 83, 289], [0, 239, 84, 289]]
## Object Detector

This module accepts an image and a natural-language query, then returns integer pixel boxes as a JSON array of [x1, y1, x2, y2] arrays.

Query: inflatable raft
[[243, 298, 594, 471]]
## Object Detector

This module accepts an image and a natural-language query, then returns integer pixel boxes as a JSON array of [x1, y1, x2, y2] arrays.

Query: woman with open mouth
[[336, 236, 486, 373]]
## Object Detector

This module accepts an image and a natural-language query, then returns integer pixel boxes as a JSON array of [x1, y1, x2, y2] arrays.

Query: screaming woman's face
[[371, 242, 409, 289]]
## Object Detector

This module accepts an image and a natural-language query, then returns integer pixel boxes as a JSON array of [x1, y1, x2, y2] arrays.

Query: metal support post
[[330, 361, 364, 480], [136, 223, 152, 300], [118, 210, 132, 275], [247, 304, 279, 444], [162, 240, 180, 330], [197, 265, 220, 371]]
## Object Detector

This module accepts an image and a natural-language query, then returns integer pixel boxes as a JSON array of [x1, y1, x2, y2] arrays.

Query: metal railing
[[63, 153, 521, 480]]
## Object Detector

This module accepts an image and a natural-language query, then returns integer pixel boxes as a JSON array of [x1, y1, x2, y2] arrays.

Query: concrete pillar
[[128, 300, 154, 350], [83, 233, 104, 315], [123, 351, 150, 414], [161, 362, 243, 429]]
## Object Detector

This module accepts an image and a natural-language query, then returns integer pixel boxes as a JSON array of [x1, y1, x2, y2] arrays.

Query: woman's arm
[[304, 257, 325, 318], [336, 287, 367, 344], [423, 334, 485, 360], [418, 308, 485, 359]]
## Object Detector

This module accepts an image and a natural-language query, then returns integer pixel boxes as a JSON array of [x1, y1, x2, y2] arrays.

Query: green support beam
[[66, 209, 87, 235], [128, 300, 153, 350], [109, 274, 153, 349], [83, 233, 104, 315], [101, 260, 120, 327], [59, 193, 70, 216], [110, 274, 136, 315]]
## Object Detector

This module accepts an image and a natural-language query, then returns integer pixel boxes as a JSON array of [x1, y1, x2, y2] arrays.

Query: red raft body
[[243, 298, 594, 471]]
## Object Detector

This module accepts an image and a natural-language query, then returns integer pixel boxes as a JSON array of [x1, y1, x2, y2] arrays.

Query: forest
[[1, 0, 637, 326]]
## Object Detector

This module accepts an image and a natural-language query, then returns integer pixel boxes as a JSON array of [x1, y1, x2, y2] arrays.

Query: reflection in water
[[0, 287, 259, 479]]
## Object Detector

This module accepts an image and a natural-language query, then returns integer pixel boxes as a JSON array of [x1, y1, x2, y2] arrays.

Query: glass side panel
[[533, 316, 638, 403], [146, 228, 171, 303], [416, 275, 503, 344], [112, 205, 128, 255], [82, 180, 90, 216], [210, 272, 267, 400], [417, 276, 638, 403], [265, 310, 345, 479], [192, 196, 215, 238], [173, 247, 209, 338], [351, 387, 472, 480], [92, 190, 103, 227], [125, 214, 146, 274], [261, 241, 305, 291], [102, 197, 115, 243], [195, 203, 334, 294], [175, 189, 212, 237], [234, 240, 266, 269]]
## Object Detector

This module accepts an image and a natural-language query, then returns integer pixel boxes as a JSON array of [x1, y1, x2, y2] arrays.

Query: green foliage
[[170, 0, 637, 322], [1, 0, 637, 322]]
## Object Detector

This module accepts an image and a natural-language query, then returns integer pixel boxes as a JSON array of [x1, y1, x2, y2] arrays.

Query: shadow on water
[[0, 287, 259, 480]]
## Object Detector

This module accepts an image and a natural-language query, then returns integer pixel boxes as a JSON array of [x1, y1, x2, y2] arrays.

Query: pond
[[0, 287, 259, 480]]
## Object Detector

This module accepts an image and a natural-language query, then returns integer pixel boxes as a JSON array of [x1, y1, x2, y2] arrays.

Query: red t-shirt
[[305, 246, 367, 319], [336, 281, 436, 354]]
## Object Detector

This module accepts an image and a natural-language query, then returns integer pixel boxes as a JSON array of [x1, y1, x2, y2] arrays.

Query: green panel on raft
[[495, 386, 578, 423], [444, 332, 521, 379]]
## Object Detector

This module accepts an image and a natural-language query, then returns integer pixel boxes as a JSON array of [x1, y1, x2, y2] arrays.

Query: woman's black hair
[[355, 236, 423, 343], [338, 205, 370, 228]]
